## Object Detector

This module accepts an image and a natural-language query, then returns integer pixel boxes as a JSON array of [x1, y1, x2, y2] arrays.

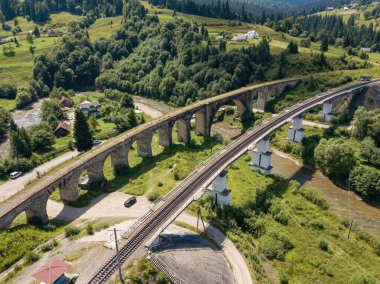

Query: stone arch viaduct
[[0, 78, 298, 228], [0, 78, 377, 230]]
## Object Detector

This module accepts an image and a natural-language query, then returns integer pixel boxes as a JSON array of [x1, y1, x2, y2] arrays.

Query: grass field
[[315, 2, 380, 27]]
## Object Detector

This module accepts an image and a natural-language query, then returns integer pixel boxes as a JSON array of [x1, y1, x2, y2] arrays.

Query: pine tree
[[74, 110, 93, 152]]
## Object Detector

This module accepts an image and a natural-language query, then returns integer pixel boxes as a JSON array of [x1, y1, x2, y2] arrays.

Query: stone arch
[[108, 142, 131, 176], [86, 158, 106, 186], [136, 131, 154, 158]]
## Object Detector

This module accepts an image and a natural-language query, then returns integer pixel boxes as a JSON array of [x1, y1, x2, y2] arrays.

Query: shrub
[[64, 226, 80, 238], [40, 239, 59, 252], [308, 219, 325, 230], [147, 191, 161, 202], [318, 239, 329, 251], [157, 181, 163, 187], [86, 224, 94, 235], [298, 187, 329, 210], [24, 251, 40, 264]]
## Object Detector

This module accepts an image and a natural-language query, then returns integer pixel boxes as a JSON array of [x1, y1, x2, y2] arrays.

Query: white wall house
[[246, 30, 259, 39]]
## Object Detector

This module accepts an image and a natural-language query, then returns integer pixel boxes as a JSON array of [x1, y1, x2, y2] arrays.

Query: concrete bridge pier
[[59, 174, 80, 202], [177, 118, 191, 144], [319, 101, 333, 122], [257, 88, 269, 111], [287, 115, 304, 143], [137, 132, 154, 157], [111, 143, 130, 172], [207, 170, 231, 205], [250, 137, 272, 175], [158, 123, 173, 148], [25, 192, 49, 226]]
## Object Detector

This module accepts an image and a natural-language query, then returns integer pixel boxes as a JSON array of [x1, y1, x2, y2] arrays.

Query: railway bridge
[[0, 78, 299, 229], [87, 78, 379, 283]]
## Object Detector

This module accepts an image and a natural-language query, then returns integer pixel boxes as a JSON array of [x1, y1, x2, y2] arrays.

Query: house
[[59, 96, 73, 108], [326, 7, 334, 11], [0, 40, 5, 45], [42, 27, 48, 33], [343, 6, 349, 10], [232, 34, 247, 42], [47, 29, 59, 37], [246, 30, 259, 39], [360, 47, 371, 53], [79, 100, 101, 117], [299, 31, 308, 38], [1, 24, 11, 31], [54, 122, 70, 137]]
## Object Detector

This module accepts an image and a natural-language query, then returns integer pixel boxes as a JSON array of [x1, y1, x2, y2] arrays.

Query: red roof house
[[54, 122, 70, 137]]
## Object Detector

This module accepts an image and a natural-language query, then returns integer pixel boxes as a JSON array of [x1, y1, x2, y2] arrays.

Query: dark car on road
[[124, 196, 137, 208]]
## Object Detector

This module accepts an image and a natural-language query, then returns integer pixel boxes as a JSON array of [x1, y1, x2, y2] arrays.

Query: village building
[[59, 96, 73, 108], [232, 34, 247, 42], [246, 30, 259, 39], [326, 7, 334, 11], [360, 47, 371, 53], [54, 122, 70, 137], [299, 31, 308, 38], [79, 100, 101, 117]]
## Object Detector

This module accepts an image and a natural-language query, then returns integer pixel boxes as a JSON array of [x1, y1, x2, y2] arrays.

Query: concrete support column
[[319, 101, 333, 122], [257, 88, 269, 111], [177, 118, 191, 144], [250, 137, 272, 175], [158, 123, 173, 148], [195, 110, 209, 136], [59, 173, 80, 202], [287, 115, 305, 143], [207, 170, 231, 205], [87, 161, 104, 185], [137, 132, 154, 157], [25, 193, 49, 225], [111, 143, 130, 170]]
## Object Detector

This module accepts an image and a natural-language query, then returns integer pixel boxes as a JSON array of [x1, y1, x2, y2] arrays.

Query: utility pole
[[109, 228, 124, 283]]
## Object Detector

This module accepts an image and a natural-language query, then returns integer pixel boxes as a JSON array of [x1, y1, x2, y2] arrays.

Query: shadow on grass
[[104, 137, 221, 193]]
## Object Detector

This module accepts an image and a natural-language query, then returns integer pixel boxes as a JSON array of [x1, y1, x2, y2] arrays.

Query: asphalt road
[[0, 151, 78, 201]]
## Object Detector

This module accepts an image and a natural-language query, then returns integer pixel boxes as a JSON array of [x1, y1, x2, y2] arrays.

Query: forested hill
[[0, 0, 123, 22], [147, 0, 351, 22]]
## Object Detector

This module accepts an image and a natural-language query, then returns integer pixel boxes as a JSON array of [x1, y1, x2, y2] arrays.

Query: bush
[[318, 239, 329, 251], [297, 187, 329, 210], [24, 251, 40, 264], [86, 224, 94, 235], [147, 191, 161, 202], [308, 219, 325, 230], [40, 239, 59, 252], [64, 226, 80, 238]]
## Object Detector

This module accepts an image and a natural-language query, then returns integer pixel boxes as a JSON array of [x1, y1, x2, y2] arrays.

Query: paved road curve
[[88, 79, 380, 283]]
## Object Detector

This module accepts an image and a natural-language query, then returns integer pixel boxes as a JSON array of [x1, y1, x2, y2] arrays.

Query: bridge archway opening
[[210, 101, 243, 138], [8, 212, 27, 229]]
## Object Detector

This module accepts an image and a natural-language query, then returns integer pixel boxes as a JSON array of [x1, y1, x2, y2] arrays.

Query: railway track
[[88, 79, 379, 284]]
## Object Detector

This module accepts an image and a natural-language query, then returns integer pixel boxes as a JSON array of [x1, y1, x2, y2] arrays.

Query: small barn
[[54, 122, 70, 137], [59, 96, 73, 108]]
